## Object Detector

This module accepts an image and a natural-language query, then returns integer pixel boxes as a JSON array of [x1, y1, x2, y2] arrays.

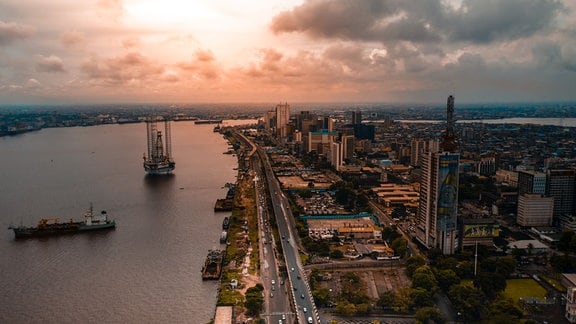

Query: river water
[[0, 120, 248, 323]]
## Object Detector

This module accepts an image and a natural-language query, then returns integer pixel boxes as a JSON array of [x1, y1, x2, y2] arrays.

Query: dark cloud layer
[[271, 0, 563, 44]]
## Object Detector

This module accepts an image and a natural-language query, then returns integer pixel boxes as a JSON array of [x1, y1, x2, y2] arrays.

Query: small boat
[[220, 231, 228, 243], [201, 249, 224, 280]]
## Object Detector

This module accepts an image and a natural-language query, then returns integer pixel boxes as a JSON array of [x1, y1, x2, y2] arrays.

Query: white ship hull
[[144, 162, 175, 175]]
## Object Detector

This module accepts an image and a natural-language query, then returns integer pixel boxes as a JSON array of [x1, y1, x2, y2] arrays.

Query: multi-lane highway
[[258, 147, 318, 324], [236, 130, 318, 323]]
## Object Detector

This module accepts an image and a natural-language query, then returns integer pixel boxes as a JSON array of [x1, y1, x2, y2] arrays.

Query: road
[[236, 131, 304, 323], [258, 145, 319, 324]]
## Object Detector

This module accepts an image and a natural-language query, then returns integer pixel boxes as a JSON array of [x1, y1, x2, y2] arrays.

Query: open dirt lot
[[316, 267, 411, 300]]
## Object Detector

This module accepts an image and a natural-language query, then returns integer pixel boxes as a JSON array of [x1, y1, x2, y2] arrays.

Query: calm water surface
[[0, 120, 248, 323]]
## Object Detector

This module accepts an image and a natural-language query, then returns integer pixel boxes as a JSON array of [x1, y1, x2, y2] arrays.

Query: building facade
[[416, 96, 460, 255], [518, 170, 547, 195], [416, 151, 460, 254], [547, 169, 576, 226], [517, 194, 554, 227]]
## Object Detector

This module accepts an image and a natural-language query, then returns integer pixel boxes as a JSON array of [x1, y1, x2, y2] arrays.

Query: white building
[[517, 194, 554, 227]]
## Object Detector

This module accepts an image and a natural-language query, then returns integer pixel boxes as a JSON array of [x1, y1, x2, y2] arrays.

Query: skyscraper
[[416, 96, 460, 254], [275, 102, 290, 138], [518, 170, 547, 195], [547, 169, 576, 226]]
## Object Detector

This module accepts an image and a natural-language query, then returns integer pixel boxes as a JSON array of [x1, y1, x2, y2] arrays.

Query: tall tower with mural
[[416, 96, 460, 254]]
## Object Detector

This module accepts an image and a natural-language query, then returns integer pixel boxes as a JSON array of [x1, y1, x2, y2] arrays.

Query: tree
[[335, 301, 357, 317], [454, 260, 475, 279], [474, 271, 506, 300], [299, 189, 313, 198], [329, 249, 344, 259], [485, 296, 524, 322], [415, 307, 445, 324], [377, 290, 395, 308], [557, 230, 576, 252], [411, 266, 439, 293], [244, 285, 264, 316], [406, 255, 427, 278], [448, 284, 485, 322], [312, 288, 331, 307], [550, 253, 576, 273], [410, 288, 435, 308], [435, 269, 460, 292], [391, 237, 408, 257]]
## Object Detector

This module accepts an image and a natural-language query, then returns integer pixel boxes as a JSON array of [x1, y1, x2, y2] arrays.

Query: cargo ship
[[8, 204, 115, 239], [201, 249, 224, 280]]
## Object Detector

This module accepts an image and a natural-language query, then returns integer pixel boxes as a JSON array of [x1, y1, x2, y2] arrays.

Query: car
[[303, 307, 307, 313], [280, 280, 284, 285], [307, 316, 313, 323], [271, 279, 276, 285], [270, 292, 274, 298], [291, 267, 295, 272], [300, 294, 305, 299], [272, 285, 275, 291], [297, 275, 301, 279], [282, 314, 286, 320]]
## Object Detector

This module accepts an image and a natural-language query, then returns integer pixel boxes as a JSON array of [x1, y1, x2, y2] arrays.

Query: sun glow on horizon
[[124, 1, 228, 28]]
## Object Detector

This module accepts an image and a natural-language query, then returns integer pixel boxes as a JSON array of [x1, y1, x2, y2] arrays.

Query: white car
[[303, 307, 307, 313]]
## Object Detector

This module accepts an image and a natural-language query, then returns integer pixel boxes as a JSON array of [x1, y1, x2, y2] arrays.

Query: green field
[[504, 279, 547, 304]]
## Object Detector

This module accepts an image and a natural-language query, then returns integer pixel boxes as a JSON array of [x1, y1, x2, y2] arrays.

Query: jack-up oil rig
[[143, 116, 175, 175]]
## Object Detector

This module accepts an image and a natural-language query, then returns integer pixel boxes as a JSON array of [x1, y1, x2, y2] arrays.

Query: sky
[[1, 0, 575, 105]]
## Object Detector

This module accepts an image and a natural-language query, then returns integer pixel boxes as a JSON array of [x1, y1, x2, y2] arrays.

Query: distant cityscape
[[2, 101, 576, 136]]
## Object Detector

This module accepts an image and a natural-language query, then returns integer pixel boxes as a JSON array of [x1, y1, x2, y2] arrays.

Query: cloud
[[448, 0, 564, 43], [61, 31, 86, 48], [96, 0, 125, 22], [122, 37, 141, 49], [0, 20, 35, 45], [271, 0, 563, 44], [35, 55, 66, 73], [177, 50, 221, 79], [81, 52, 165, 86], [26, 78, 41, 89]]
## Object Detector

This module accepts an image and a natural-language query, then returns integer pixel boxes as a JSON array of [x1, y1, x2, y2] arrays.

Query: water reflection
[[143, 173, 175, 189]]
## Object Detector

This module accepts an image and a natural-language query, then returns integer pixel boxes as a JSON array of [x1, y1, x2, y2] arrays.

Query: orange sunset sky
[[1, 0, 576, 105]]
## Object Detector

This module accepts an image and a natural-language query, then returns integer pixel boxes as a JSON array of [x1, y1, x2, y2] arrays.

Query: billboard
[[437, 154, 459, 232], [463, 224, 500, 238]]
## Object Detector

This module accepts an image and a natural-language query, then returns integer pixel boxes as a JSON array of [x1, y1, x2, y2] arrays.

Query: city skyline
[[1, 0, 576, 105]]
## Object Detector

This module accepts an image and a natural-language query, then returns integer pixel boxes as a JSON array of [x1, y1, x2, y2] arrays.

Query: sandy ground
[[317, 267, 411, 300]]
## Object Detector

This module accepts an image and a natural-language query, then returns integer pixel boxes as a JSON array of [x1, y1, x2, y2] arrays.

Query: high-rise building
[[351, 110, 362, 125], [410, 138, 439, 167], [416, 96, 460, 254], [307, 129, 338, 155], [518, 170, 546, 195], [517, 194, 554, 227], [275, 102, 290, 138], [330, 141, 343, 170], [342, 135, 355, 160], [547, 169, 576, 226]]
